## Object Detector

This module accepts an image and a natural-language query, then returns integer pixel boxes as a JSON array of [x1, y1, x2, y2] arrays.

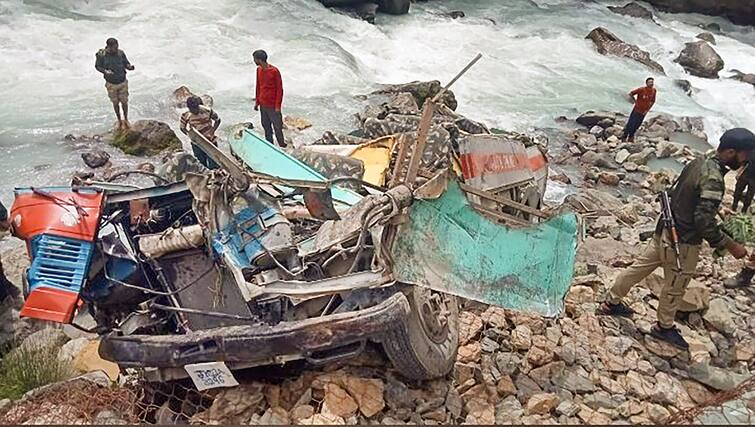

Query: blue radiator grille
[[28, 234, 94, 293]]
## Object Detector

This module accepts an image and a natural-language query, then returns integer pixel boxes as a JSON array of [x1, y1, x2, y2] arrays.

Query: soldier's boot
[[649, 324, 689, 350], [724, 267, 755, 289]]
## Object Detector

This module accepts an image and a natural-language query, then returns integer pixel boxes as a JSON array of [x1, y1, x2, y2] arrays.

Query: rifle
[[659, 191, 682, 271]]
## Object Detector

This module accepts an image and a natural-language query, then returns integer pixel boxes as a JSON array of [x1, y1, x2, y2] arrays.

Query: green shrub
[[0, 343, 73, 400]]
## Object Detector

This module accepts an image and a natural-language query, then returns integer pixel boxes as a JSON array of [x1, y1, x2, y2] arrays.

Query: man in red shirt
[[253, 50, 287, 148], [621, 77, 657, 142]]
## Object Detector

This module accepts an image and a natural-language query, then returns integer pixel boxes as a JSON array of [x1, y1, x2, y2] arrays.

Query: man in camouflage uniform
[[599, 128, 755, 349], [724, 130, 755, 289]]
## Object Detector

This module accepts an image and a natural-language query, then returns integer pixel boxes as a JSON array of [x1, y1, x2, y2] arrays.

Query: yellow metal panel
[[349, 136, 396, 186]]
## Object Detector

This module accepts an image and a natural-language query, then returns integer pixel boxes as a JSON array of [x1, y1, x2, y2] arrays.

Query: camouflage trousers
[[608, 232, 700, 328]]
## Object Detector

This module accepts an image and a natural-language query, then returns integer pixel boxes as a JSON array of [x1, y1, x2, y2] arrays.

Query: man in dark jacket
[[731, 151, 755, 213], [599, 128, 755, 349], [95, 38, 134, 130], [0, 201, 19, 302]]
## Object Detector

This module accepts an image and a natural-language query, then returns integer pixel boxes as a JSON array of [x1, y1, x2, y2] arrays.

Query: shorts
[[106, 80, 129, 104]]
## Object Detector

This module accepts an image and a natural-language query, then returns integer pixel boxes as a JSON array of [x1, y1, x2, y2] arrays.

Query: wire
[[102, 259, 215, 297], [149, 302, 260, 323]]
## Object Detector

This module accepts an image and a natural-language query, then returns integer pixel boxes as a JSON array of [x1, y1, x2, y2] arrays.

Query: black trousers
[[622, 110, 646, 139], [733, 176, 755, 212], [260, 107, 286, 147]]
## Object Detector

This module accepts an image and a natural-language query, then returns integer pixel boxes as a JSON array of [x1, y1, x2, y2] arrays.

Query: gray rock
[[615, 149, 631, 164], [496, 352, 521, 376], [19, 327, 68, 352], [515, 374, 544, 403], [589, 125, 604, 137], [556, 400, 580, 417], [553, 366, 596, 393], [581, 151, 616, 169], [688, 362, 749, 391], [58, 337, 91, 362], [626, 148, 655, 166], [675, 79, 693, 95], [172, 86, 213, 109], [480, 336, 500, 353], [586, 27, 665, 73], [377, 0, 410, 15], [111, 120, 181, 156], [495, 395, 524, 424], [695, 397, 754, 425], [696, 32, 716, 44], [372, 80, 457, 110], [577, 111, 616, 128], [703, 298, 737, 335], [608, 2, 654, 19], [644, 0, 755, 26], [584, 391, 620, 410], [675, 41, 724, 79], [656, 141, 680, 158], [731, 70, 755, 88], [81, 150, 110, 169], [445, 388, 462, 419]]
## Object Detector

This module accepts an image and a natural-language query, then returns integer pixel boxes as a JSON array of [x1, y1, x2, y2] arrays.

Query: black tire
[[381, 286, 459, 380]]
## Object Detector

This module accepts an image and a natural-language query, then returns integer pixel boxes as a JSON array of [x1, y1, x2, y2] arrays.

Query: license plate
[[184, 361, 239, 391]]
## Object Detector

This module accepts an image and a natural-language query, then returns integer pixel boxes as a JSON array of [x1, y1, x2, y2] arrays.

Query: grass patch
[[0, 342, 73, 400]]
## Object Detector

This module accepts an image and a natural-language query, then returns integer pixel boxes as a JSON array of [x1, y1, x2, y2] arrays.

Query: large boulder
[[111, 120, 182, 156], [371, 80, 458, 110], [377, 0, 409, 15], [608, 2, 654, 19], [586, 27, 665, 74], [643, 0, 755, 26], [674, 41, 724, 78], [318, 0, 409, 16]]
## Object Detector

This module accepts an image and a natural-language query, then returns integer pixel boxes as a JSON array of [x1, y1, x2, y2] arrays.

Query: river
[[1, 0, 754, 210]]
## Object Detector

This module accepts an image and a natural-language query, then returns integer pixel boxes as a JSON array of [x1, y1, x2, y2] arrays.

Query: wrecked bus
[[9, 119, 578, 384]]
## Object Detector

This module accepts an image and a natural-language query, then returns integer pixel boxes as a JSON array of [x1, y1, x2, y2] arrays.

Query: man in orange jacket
[[253, 50, 287, 148], [622, 77, 657, 142]]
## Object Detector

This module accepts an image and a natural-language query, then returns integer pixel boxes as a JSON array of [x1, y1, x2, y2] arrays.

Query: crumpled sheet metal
[[391, 179, 578, 317]]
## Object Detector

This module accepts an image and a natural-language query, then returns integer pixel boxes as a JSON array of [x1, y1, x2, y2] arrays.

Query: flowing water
[[1, 0, 755, 210]]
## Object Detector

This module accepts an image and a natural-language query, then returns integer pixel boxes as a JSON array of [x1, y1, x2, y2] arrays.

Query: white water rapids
[[0, 0, 754, 210]]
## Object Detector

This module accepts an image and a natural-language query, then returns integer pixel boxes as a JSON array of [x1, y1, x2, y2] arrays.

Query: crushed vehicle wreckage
[[8, 63, 579, 383]]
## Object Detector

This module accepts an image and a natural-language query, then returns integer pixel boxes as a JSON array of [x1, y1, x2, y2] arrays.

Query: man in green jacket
[[95, 38, 134, 130], [599, 128, 755, 349]]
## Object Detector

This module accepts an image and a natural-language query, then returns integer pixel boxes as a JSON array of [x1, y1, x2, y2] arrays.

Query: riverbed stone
[[675, 40, 724, 78]]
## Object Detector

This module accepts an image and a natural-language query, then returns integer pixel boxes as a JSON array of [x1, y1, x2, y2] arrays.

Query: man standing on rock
[[180, 96, 221, 169], [599, 128, 755, 349], [253, 50, 287, 148], [621, 77, 656, 142], [95, 38, 134, 130]]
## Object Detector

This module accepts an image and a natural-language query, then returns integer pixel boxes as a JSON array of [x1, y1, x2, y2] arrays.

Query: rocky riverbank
[[0, 72, 753, 424], [644, 0, 755, 26]]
